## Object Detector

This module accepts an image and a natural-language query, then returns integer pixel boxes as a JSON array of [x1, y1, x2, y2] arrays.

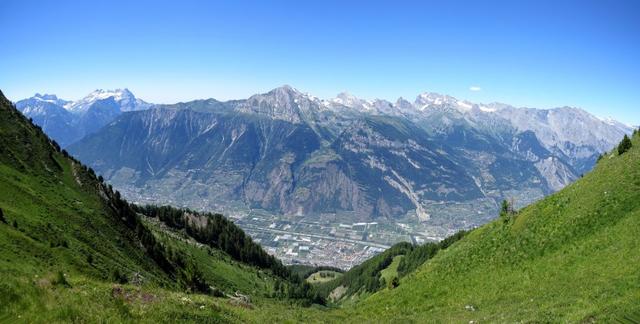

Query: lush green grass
[[340, 132, 640, 322], [306, 271, 343, 284]]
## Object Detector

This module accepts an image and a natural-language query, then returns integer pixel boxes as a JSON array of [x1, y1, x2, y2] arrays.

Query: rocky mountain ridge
[[64, 86, 633, 224]]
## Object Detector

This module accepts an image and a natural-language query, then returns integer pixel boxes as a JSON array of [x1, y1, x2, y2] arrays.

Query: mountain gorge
[[60, 86, 632, 226]]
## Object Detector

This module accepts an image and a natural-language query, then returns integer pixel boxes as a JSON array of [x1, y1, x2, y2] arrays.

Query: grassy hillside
[[341, 130, 640, 322], [0, 90, 316, 322]]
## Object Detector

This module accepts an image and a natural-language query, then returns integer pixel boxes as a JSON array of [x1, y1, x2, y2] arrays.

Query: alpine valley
[[17, 86, 633, 268], [2, 88, 639, 322]]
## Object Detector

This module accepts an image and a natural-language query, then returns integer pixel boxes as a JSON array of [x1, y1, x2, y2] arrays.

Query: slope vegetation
[[343, 130, 640, 322]]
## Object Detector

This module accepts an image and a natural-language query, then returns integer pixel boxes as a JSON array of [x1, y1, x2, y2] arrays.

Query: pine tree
[[388, 276, 399, 289], [618, 134, 632, 155], [500, 199, 515, 223]]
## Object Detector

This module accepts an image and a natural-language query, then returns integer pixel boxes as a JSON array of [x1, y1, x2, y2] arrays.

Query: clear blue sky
[[1, 0, 638, 124]]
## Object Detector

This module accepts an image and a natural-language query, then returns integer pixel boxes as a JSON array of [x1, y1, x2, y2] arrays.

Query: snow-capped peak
[[414, 92, 459, 110], [30, 93, 69, 106], [330, 92, 375, 111], [478, 105, 497, 112], [64, 88, 150, 113]]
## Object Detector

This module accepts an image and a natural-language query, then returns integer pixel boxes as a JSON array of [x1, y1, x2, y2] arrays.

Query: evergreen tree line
[[396, 229, 468, 277], [131, 204, 291, 279], [598, 130, 638, 162], [618, 134, 633, 155], [99, 178, 210, 293]]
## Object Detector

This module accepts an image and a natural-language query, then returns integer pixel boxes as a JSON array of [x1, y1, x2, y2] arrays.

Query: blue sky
[[1, 0, 638, 124]]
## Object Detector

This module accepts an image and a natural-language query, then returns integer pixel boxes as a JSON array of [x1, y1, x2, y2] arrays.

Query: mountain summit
[[16, 89, 154, 146], [64, 88, 151, 113]]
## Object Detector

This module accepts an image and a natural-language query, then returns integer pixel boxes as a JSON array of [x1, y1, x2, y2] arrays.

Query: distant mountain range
[[16, 86, 634, 223], [15, 89, 152, 147]]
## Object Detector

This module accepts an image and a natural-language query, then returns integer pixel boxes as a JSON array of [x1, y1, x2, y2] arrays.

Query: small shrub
[[210, 286, 225, 297], [111, 268, 129, 284], [388, 277, 399, 289], [499, 199, 516, 223], [53, 271, 71, 287]]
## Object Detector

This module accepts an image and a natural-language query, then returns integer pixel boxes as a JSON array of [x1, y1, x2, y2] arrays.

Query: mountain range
[[15, 89, 152, 147], [3, 86, 639, 322], [17, 86, 633, 224]]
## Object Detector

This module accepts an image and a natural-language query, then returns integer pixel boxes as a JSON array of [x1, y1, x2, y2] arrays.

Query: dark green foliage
[[53, 271, 71, 287], [387, 276, 399, 289], [51, 140, 60, 152], [210, 286, 225, 297], [12, 219, 17, 228], [396, 229, 468, 277], [0, 207, 5, 224], [177, 260, 209, 293], [499, 199, 517, 223], [618, 134, 632, 155], [110, 268, 128, 284]]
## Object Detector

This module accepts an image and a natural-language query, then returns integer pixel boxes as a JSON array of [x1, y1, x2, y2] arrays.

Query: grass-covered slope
[[312, 231, 467, 304], [344, 131, 640, 322]]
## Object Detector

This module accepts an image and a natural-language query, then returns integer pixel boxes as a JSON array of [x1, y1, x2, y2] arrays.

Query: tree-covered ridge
[[132, 205, 290, 278]]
